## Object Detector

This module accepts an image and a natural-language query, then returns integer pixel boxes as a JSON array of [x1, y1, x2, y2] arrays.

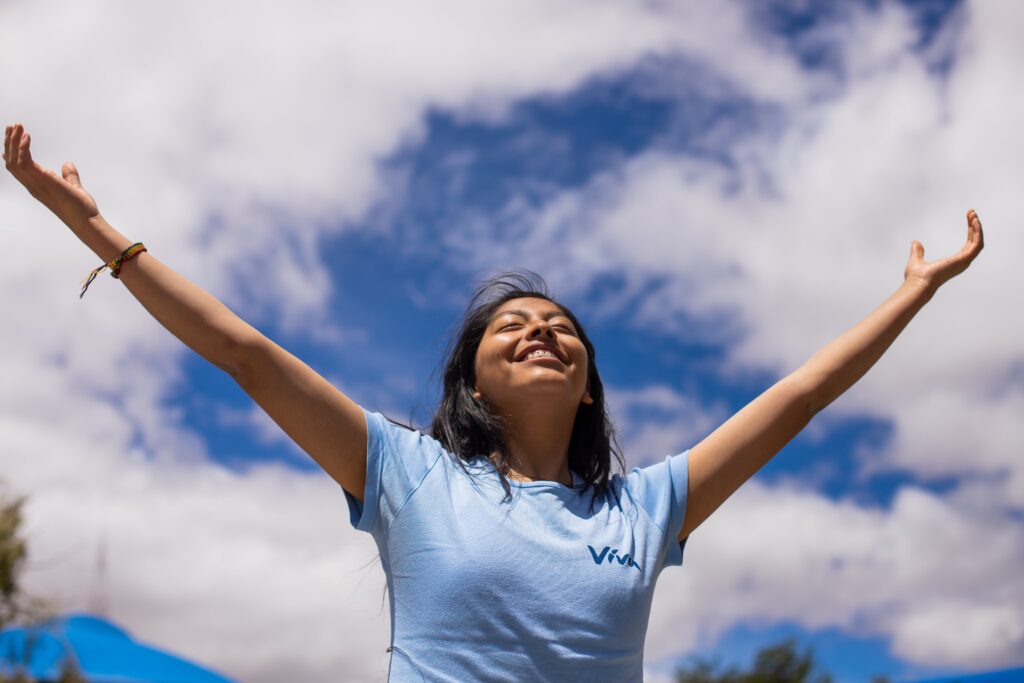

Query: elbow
[[809, 395, 829, 417], [806, 382, 836, 417], [785, 370, 826, 418], [212, 355, 242, 379], [213, 333, 258, 381]]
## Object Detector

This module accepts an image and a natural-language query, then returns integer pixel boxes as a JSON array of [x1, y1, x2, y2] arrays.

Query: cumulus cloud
[[412, 0, 1024, 670], [645, 479, 1024, 673], [0, 0, 831, 680], [607, 384, 728, 463], [608, 2, 1023, 514], [8, 410, 392, 682], [430, 1, 1023, 502]]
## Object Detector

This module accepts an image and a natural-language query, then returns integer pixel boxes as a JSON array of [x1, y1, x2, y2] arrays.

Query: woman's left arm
[[680, 210, 984, 541]]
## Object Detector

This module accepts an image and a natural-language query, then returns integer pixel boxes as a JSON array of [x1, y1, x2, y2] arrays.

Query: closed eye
[[493, 316, 576, 334], [499, 323, 574, 334]]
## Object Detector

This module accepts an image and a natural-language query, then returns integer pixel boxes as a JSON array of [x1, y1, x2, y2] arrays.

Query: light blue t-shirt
[[343, 409, 690, 682]]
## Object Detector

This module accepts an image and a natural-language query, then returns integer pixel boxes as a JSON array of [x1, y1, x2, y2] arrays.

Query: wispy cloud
[[607, 384, 727, 465]]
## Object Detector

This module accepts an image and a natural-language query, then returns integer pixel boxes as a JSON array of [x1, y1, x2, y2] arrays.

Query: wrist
[[901, 276, 938, 302], [74, 215, 134, 263]]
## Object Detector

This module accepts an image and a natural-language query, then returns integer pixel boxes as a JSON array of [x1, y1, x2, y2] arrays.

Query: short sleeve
[[622, 449, 690, 570], [343, 409, 446, 534]]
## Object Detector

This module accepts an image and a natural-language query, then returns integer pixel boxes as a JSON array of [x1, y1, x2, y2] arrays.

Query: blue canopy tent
[[0, 613, 236, 683], [908, 669, 1024, 683]]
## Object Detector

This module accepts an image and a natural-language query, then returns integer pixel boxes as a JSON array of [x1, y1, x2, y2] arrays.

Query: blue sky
[[167, 2, 1002, 679], [2, 1, 1021, 681], [178, 0, 965, 502]]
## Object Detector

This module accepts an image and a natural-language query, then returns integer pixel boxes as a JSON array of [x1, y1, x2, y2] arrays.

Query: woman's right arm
[[4, 123, 368, 500]]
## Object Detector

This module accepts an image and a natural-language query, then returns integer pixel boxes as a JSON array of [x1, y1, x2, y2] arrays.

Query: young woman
[[4, 122, 984, 681]]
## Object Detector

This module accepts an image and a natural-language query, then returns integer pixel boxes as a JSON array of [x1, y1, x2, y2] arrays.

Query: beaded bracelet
[[79, 242, 147, 299]]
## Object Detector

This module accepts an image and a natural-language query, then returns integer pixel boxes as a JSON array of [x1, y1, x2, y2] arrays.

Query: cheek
[[473, 343, 505, 384], [571, 345, 590, 371]]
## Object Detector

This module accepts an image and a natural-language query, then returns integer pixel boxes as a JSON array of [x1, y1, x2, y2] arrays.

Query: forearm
[[797, 279, 936, 414], [73, 216, 259, 376]]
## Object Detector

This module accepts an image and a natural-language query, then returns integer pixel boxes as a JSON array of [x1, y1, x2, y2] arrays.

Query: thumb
[[911, 240, 925, 260], [62, 161, 82, 187]]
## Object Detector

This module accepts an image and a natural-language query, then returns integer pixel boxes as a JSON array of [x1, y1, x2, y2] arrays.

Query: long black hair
[[428, 270, 624, 508]]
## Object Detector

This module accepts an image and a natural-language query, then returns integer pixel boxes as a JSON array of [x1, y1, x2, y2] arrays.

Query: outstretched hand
[[904, 209, 985, 293], [4, 122, 101, 229]]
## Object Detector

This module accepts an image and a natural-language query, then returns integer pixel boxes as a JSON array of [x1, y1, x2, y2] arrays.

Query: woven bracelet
[[79, 242, 147, 299]]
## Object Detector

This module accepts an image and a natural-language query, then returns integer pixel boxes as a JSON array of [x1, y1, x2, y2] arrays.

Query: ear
[[581, 381, 593, 405]]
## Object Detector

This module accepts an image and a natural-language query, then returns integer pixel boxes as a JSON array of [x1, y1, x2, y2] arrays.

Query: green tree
[[0, 492, 28, 630], [0, 486, 83, 683], [675, 639, 897, 683], [675, 637, 833, 683]]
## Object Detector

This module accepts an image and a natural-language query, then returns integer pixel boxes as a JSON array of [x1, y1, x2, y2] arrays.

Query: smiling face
[[472, 297, 593, 412]]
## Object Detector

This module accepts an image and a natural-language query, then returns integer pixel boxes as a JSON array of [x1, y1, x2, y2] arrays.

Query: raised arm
[[679, 211, 984, 541], [4, 123, 368, 500]]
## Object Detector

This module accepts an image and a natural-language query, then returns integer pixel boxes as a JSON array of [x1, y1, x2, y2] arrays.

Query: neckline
[[479, 458, 583, 490]]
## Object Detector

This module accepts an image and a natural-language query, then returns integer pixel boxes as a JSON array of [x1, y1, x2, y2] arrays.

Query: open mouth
[[515, 346, 566, 363]]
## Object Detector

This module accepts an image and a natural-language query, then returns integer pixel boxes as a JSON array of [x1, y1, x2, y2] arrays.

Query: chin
[[507, 384, 583, 406]]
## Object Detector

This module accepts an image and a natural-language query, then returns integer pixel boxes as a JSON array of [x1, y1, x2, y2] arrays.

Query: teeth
[[525, 349, 558, 361]]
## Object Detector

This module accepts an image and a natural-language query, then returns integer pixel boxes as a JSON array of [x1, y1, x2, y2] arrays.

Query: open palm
[[904, 209, 984, 292], [4, 123, 100, 229]]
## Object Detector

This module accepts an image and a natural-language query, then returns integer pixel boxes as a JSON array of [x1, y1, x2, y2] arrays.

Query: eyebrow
[[493, 309, 573, 323]]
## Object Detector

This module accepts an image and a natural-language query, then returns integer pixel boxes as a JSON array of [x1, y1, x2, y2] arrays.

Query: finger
[[911, 239, 925, 261], [20, 131, 32, 166], [954, 232, 982, 266], [3, 125, 11, 165], [63, 161, 82, 188], [10, 123, 23, 168], [966, 210, 983, 250], [961, 209, 980, 251]]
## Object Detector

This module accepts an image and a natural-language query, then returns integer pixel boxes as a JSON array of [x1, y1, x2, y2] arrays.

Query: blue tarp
[[0, 612, 236, 683], [907, 669, 1024, 683]]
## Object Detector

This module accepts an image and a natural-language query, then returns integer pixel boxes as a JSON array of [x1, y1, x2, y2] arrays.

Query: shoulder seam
[[619, 468, 670, 538], [387, 436, 446, 531], [360, 409, 382, 534]]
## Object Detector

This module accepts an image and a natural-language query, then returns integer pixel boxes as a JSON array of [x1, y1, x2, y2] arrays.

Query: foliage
[[0, 670, 84, 683], [0, 493, 28, 629], [674, 638, 897, 683], [0, 486, 85, 683], [675, 637, 834, 683]]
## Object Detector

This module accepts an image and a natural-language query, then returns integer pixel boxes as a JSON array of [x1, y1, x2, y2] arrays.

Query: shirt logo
[[588, 545, 642, 572]]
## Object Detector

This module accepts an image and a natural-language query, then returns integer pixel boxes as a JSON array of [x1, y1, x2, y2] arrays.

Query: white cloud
[[411, 0, 1024, 669], [611, 1, 1024, 511], [645, 480, 1024, 671], [5, 411, 392, 682], [434, 0, 1024, 503], [0, 0, 829, 679], [607, 384, 728, 463]]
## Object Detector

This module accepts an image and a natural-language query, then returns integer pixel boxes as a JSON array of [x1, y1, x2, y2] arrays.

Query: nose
[[527, 319, 555, 339]]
